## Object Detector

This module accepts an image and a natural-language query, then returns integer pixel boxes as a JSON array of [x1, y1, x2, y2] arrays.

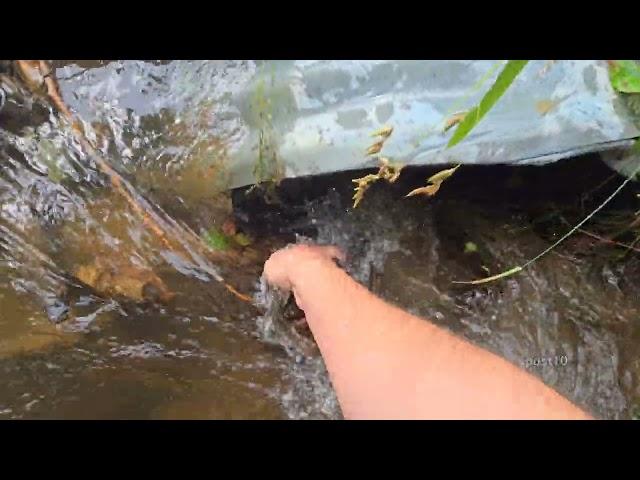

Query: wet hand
[[263, 244, 345, 293]]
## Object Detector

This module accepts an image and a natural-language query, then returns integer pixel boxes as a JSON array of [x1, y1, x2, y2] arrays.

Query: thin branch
[[577, 228, 640, 254]]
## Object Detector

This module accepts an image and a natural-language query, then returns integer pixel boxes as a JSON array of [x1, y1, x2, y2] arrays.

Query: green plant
[[609, 60, 640, 117], [447, 60, 529, 148], [250, 74, 284, 190], [608, 60, 640, 94], [450, 60, 640, 285], [202, 228, 230, 251], [408, 60, 529, 198]]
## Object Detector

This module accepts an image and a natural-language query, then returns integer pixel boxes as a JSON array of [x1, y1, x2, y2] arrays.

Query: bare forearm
[[292, 262, 592, 420]]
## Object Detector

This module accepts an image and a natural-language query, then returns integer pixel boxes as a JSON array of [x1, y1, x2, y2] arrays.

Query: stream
[[1, 61, 640, 419]]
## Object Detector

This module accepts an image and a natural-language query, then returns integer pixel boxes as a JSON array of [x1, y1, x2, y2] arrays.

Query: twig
[[576, 228, 640, 254]]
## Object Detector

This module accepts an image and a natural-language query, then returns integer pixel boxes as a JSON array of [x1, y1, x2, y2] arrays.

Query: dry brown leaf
[[405, 165, 460, 198]]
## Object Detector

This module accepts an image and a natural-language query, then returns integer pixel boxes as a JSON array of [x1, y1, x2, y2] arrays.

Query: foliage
[[447, 60, 529, 148], [608, 60, 640, 94], [202, 227, 253, 251], [203, 228, 230, 251], [409, 61, 529, 200]]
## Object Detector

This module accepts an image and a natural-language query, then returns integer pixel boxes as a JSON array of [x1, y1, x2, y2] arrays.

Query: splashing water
[[2, 61, 640, 419]]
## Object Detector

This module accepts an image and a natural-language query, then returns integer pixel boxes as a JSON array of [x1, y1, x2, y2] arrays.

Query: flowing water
[[1, 61, 640, 419]]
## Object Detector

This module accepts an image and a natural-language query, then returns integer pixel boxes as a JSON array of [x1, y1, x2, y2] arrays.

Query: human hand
[[263, 244, 345, 293]]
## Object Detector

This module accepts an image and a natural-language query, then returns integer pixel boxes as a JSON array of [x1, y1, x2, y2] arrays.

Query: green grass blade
[[452, 266, 523, 285], [447, 60, 529, 149]]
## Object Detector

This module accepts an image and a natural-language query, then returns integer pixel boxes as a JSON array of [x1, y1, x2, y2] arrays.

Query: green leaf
[[202, 228, 230, 251], [609, 60, 640, 94], [447, 60, 529, 149]]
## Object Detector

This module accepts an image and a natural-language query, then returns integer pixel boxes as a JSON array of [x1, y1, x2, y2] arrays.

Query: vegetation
[[353, 61, 529, 206], [352, 59, 640, 285], [453, 60, 640, 284]]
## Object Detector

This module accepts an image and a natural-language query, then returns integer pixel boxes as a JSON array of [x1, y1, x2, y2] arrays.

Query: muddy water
[[2, 61, 640, 419]]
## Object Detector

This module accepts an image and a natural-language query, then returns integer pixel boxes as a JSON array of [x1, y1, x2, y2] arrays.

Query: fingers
[[263, 250, 294, 292], [324, 245, 346, 264], [263, 243, 346, 292]]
